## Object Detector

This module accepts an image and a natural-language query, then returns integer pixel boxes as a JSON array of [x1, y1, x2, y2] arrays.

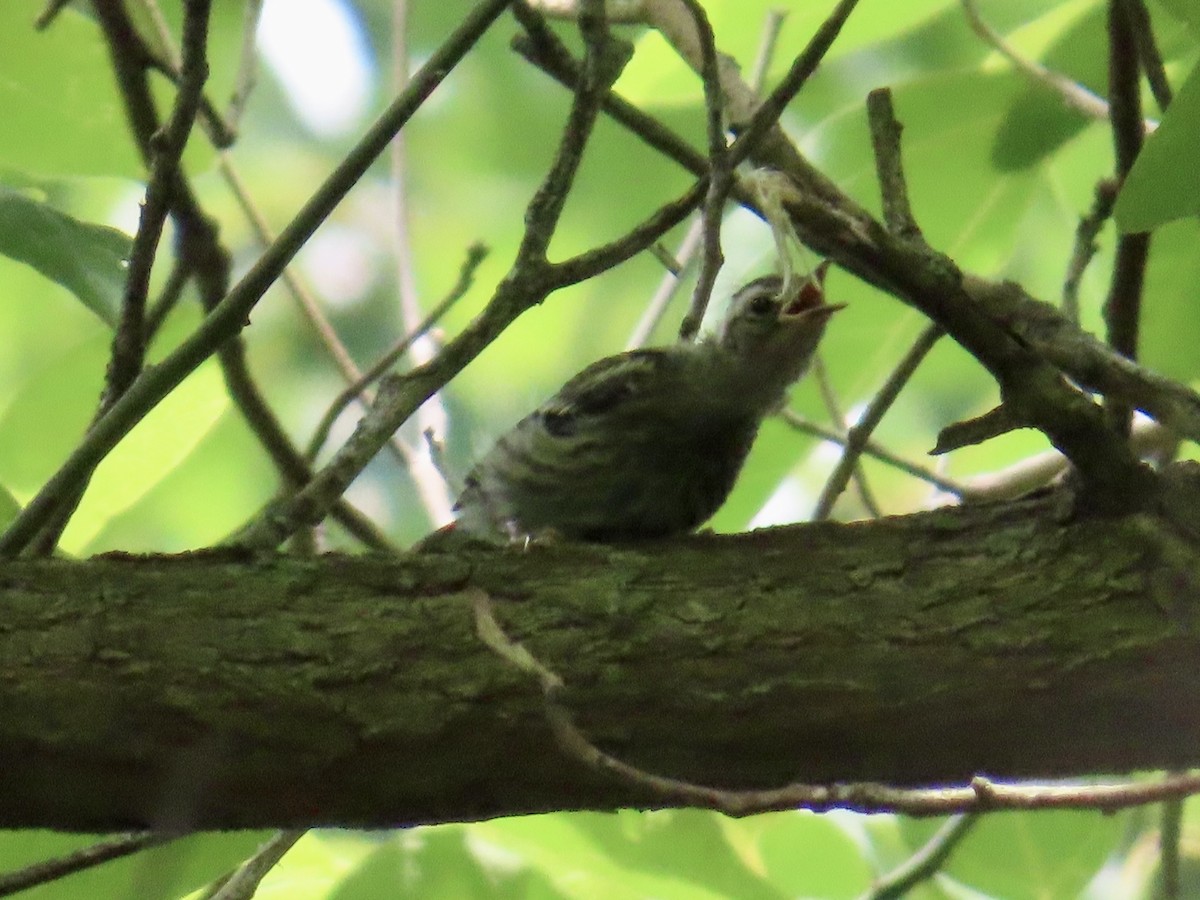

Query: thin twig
[[1104, 0, 1151, 436], [1121, 0, 1172, 111], [225, 0, 263, 129], [1062, 178, 1118, 324], [0, 832, 178, 898], [512, 16, 709, 182], [389, 0, 455, 524], [960, 0, 1116, 123], [777, 409, 970, 498], [814, 325, 943, 519], [647, 242, 682, 273], [865, 814, 980, 900], [145, 255, 194, 339], [811, 88, 940, 518], [551, 183, 703, 285], [726, 0, 861, 170], [675, 0, 730, 342], [216, 158, 362, 382], [811, 356, 883, 516], [138, 0, 181, 66], [516, 0, 625, 266], [305, 243, 488, 461], [106, 0, 212, 405], [204, 830, 306, 900], [0, 0, 515, 557], [932, 404, 1022, 456], [1159, 793, 1184, 900], [131, 0, 237, 147], [952, 416, 1175, 502], [811, 85, 927, 519], [626, 218, 705, 349], [867, 88, 922, 242], [33, 0, 73, 30], [626, 8, 787, 351], [749, 8, 787, 95], [1109, 0, 1146, 195]]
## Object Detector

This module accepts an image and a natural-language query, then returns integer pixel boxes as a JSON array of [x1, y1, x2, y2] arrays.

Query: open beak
[[780, 260, 846, 322]]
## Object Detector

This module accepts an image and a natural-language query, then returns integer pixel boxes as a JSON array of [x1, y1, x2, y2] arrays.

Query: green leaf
[[60, 360, 229, 554], [471, 810, 779, 899], [0, 187, 130, 326], [0, 3, 141, 178], [991, 4, 1106, 171], [723, 811, 872, 898], [1153, 0, 1200, 36], [1115, 60, 1200, 231], [83, 408, 280, 553], [1139, 218, 1200, 383], [902, 809, 1125, 899], [328, 827, 554, 900]]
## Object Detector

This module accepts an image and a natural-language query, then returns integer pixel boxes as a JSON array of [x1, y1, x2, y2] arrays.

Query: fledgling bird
[[455, 266, 844, 542]]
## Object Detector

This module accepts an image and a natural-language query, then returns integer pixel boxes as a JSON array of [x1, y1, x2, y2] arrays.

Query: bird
[[453, 265, 844, 542]]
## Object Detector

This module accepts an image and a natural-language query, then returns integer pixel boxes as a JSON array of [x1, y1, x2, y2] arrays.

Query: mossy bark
[[2, 468, 1199, 830]]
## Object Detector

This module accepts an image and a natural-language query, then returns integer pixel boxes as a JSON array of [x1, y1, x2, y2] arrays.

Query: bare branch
[[1104, 0, 1151, 435], [1063, 178, 1119, 324], [960, 0, 1121, 124], [1122, 0, 1172, 111], [225, 0, 263, 128], [867, 814, 979, 900], [810, 358, 883, 517], [105, 0, 212, 404], [1159, 792, 1184, 900], [777, 410, 970, 498], [867, 88, 922, 242], [814, 324, 942, 520], [0, 832, 177, 898], [305, 244, 488, 462], [674, 0, 729, 342], [205, 831, 305, 900]]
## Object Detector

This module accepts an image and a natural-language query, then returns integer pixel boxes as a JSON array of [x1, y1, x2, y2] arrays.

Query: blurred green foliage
[[0, 0, 1195, 896]]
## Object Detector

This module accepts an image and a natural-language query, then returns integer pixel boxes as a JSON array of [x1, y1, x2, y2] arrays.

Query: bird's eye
[[747, 293, 776, 316]]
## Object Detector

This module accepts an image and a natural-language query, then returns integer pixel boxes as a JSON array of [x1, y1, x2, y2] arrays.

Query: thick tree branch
[[4, 465, 1200, 830]]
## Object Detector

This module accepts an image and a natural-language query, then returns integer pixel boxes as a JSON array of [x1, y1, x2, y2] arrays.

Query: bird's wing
[[535, 349, 672, 437]]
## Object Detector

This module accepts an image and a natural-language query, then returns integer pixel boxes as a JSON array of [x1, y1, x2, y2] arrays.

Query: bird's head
[[717, 262, 845, 384]]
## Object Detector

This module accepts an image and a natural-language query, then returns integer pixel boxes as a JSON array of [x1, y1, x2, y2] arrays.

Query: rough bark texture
[[3, 465, 1200, 831]]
